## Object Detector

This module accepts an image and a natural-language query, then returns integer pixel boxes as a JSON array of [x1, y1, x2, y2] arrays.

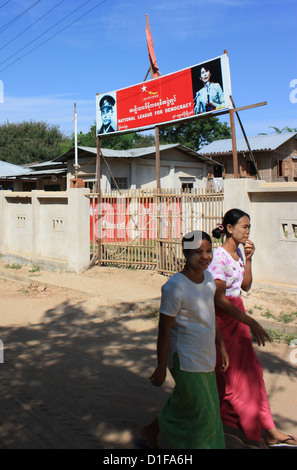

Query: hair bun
[[212, 224, 224, 239]]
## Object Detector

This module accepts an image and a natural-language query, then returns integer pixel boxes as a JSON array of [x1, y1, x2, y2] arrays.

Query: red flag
[[145, 14, 160, 78]]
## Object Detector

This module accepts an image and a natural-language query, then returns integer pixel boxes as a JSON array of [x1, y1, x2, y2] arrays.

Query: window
[[277, 159, 290, 178], [213, 165, 223, 177], [181, 182, 194, 192], [111, 177, 128, 190], [277, 159, 283, 177], [44, 184, 61, 191], [180, 177, 195, 192], [246, 161, 257, 176], [84, 180, 95, 190]]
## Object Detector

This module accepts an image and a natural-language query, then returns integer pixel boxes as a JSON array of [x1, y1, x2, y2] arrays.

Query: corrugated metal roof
[[14, 168, 66, 177], [0, 160, 32, 177], [28, 161, 66, 169], [56, 144, 190, 160], [54, 144, 220, 165], [0, 159, 66, 178], [199, 132, 297, 155]]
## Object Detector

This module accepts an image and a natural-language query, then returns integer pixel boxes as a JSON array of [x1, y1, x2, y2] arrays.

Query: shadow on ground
[[0, 300, 169, 449], [0, 298, 296, 449]]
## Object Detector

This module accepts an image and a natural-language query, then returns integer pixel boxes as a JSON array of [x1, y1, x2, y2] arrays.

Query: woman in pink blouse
[[209, 208, 297, 448]]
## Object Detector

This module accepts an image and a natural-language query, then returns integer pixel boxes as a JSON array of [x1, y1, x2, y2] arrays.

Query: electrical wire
[[0, 0, 107, 73], [0, 0, 41, 34], [0, 0, 93, 67], [0, 0, 66, 51], [0, 1, 12, 10]]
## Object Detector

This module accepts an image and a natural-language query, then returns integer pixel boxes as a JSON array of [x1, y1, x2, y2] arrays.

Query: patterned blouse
[[208, 246, 245, 297]]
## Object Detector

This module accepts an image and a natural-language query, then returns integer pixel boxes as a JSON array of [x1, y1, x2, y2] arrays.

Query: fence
[[89, 188, 223, 275]]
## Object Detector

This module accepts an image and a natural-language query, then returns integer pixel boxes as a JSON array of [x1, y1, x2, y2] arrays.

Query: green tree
[[100, 131, 155, 150], [79, 117, 230, 152], [159, 116, 231, 150], [70, 123, 155, 150], [259, 126, 297, 135], [0, 121, 69, 165], [269, 126, 297, 134]]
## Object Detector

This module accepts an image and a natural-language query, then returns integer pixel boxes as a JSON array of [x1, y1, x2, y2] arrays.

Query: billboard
[[96, 54, 232, 136]]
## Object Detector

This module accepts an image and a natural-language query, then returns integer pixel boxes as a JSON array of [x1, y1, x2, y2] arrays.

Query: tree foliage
[[99, 131, 155, 150], [77, 117, 230, 152], [0, 116, 231, 166], [0, 121, 68, 165], [70, 123, 155, 150], [159, 116, 231, 150], [258, 126, 297, 135], [268, 126, 297, 134]]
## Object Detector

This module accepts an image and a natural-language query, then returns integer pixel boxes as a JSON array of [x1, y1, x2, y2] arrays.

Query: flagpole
[[145, 13, 161, 189]]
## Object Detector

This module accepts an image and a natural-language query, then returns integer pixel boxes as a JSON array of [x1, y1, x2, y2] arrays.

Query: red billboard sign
[[96, 54, 232, 136]]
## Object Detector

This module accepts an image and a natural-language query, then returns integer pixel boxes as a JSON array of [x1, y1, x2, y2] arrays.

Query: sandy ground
[[0, 262, 296, 450]]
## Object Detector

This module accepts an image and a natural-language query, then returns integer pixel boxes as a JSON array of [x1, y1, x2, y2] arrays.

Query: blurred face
[[101, 107, 113, 125], [227, 216, 251, 245], [200, 67, 211, 84], [184, 239, 213, 272]]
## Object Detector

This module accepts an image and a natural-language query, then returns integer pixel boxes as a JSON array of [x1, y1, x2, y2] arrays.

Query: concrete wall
[[224, 179, 297, 286], [0, 188, 90, 273]]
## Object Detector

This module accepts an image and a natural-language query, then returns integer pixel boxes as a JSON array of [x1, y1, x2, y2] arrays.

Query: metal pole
[[74, 103, 79, 178], [229, 96, 261, 180], [96, 134, 102, 266], [229, 105, 239, 178], [155, 126, 161, 189]]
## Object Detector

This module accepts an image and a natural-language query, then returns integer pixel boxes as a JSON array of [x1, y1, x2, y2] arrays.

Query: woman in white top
[[138, 230, 228, 449]]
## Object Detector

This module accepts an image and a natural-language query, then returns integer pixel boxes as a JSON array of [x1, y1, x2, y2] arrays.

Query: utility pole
[[73, 103, 79, 178]]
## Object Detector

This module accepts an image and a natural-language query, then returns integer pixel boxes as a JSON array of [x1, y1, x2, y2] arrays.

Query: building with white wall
[[54, 144, 220, 192]]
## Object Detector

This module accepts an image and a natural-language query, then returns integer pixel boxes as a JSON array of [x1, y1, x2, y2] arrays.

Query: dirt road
[[0, 263, 296, 449]]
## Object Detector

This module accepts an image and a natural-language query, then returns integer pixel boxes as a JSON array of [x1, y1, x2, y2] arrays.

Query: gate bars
[[88, 188, 223, 275]]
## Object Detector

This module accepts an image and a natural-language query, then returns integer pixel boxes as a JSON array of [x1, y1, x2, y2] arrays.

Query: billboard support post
[[229, 105, 239, 179], [155, 126, 161, 189], [96, 122, 102, 266], [230, 95, 261, 180]]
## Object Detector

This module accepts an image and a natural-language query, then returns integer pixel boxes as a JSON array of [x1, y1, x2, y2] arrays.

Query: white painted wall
[[0, 188, 90, 273], [224, 179, 297, 286]]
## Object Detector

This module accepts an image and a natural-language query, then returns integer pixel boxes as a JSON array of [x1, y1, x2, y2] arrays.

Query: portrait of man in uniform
[[97, 94, 117, 134]]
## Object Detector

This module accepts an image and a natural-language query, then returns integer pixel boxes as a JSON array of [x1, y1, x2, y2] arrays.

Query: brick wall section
[[208, 137, 297, 182]]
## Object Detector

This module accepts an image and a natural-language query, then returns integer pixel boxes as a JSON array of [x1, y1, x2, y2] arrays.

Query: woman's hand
[[215, 318, 229, 372], [218, 343, 229, 372], [151, 313, 175, 387], [150, 366, 167, 387], [248, 317, 272, 346], [244, 239, 255, 261]]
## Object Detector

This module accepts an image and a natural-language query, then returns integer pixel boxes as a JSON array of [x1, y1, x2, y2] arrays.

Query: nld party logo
[[141, 80, 161, 102]]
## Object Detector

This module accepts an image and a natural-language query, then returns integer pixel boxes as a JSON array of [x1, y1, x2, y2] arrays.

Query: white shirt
[[160, 271, 216, 373]]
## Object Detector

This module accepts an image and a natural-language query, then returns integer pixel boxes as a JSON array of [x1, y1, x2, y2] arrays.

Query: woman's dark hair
[[182, 230, 212, 256], [212, 209, 250, 239], [200, 66, 211, 75]]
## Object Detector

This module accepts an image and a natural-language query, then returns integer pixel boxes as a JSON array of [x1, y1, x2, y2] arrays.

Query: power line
[[0, 0, 93, 67], [0, 0, 41, 34], [0, 0, 66, 51], [0, 1, 12, 10], [0, 0, 107, 73]]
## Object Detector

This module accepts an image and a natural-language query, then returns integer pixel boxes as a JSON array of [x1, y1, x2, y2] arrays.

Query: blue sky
[[0, 0, 296, 140]]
